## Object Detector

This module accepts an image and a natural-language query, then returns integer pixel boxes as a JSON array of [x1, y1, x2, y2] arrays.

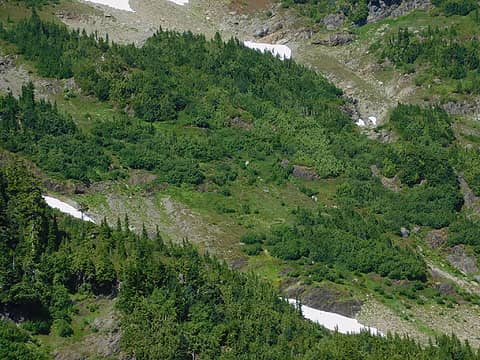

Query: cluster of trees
[[0, 83, 112, 182], [0, 320, 48, 360], [380, 26, 480, 89], [1, 164, 480, 359], [267, 206, 427, 280], [0, 164, 120, 337], [448, 217, 480, 255], [432, 0, 478, 16]]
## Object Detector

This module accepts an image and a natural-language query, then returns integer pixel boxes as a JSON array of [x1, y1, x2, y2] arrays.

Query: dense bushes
[[432, 0, 478, 16], [0, 84, 111, 182], [0, 320, 48, 360], [457, 148, 480, 196], [380, 26, 480, 87], [448, 217, 480, 253], [258, 104, 464, 280], [265, 207, 427, 280], [389, 104, 454, 146]]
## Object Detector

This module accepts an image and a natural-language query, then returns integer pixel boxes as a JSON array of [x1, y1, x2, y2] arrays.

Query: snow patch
[[244, 41, 292, 60], [356, 116, 378, 127], [167, 0, 189, 4], [356, 119, 366, 127], [287, 299, 382, 335], [43, 196, 95, 223], [84, 0, 134, 12]]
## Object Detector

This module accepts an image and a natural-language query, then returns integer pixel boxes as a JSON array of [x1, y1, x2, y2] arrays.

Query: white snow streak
[[244, 41, 292, 60], [287, 299, 382, 335], [43, 196, 95, 223]]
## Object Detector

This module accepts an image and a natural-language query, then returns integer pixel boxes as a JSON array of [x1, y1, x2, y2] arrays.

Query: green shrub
[[52, 319, 73, 337]]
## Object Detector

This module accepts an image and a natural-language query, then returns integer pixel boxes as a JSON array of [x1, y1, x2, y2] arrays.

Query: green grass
[[246, 251, 287, 286], [53, 92, 119, 131]]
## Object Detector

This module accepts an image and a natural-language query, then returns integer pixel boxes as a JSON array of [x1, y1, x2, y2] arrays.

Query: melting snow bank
[[42, 196, 95, 223], [167, 0, 189, 4], [244, 41, 292, 60], [356, 116, 377, 127], [287, 299, 382, 335], [84, 0, 134, 12]]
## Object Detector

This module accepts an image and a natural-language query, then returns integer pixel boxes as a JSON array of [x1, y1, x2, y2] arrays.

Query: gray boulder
[[254, 27, 269, 38], [323, 13, 345, 30], [447, 245, 479, 275]]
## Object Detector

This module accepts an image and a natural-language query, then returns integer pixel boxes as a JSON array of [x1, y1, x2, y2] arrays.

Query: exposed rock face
[[341, 99, 361, 121], [254, 26, 269, 37], [367, 0, 431, 23], [282, 280, 362, 317], [400, 227, 410, 238], [442, 100, 480, 116], [371, 165, 402, 192], [323, 13, 345, 30], [435, 282, 456, 296], [366, 129, 396, 143], [313, 32, 354, 46], [230, 116, 253, 130], [447, 245, 479, 275], [0, 55, 15, 73], [425, 228, 448, 249], [128, 169, 158, 186], [459, 175, 479, 209], [292, 165, 319, 180]]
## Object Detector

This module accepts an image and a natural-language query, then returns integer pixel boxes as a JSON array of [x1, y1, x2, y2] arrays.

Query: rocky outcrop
[[371, 165, 402, 192], [447, 245, 479, 275], [323, 13, 345, 30], [280, 160, 319, 180], [282, 280, 362, 317], [0, 55, 15, 73], [254, 26, 270, 38], [442, 100, 480, 116], [366, 129, 396, 143], [229, 116, 253, 130], [400, 227, 410, 238], [458, 175, 479, 209], [292, 165, 319, 181], [425, 228, 448, 249], [312, 32, 355, 46], [435, 282, 456, 296], [52, 301, 132, 360], [367, 0, 431, 23]]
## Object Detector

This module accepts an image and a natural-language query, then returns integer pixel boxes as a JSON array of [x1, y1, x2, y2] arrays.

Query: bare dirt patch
[[229, 0, 271, 14]]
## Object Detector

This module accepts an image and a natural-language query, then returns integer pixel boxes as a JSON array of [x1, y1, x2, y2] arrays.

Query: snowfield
[[84, 0, 189, 10], [85, 0, 135, 12], [244, 41, 292, 60], [43, 196, 95, 223], [287, 299, 382, 335], [167, 0, 189, 5]]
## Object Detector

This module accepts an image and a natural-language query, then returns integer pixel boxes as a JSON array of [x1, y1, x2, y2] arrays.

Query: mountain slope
[[1, 0, 480, 352]]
